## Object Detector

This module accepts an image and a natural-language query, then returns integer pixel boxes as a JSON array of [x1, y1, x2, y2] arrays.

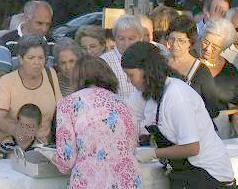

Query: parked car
[[52, 12, 103, 41]]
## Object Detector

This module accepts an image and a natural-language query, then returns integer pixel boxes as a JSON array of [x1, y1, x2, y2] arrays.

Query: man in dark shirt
[[0, 1, 54, 69]]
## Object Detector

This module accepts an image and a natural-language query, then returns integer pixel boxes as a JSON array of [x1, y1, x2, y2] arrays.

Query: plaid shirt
[[100, 47, 136, 101]]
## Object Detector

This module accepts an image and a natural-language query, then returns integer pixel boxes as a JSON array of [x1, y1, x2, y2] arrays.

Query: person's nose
[[124, 39, 132, 49], [65, 63, 73, 71], [41, 24, 49, 35], [31, 59, 42, 68], [87, 47, 93, 55], [204, 43, 212, 52]]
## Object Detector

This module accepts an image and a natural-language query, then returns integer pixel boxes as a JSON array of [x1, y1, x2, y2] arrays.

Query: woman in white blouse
[[121, 41, 235, 189]]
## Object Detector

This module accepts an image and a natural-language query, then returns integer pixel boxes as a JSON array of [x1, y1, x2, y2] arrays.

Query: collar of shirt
[[165, 77, 171, 88], [17, 23, 24, 37], [17, 23, 47, 41], [196, 19, 206, 37], [114, 47, 122, 62], [229, 44, 238, 53]]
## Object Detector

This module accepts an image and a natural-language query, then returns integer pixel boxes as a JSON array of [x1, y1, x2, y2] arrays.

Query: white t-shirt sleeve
[[126, 91, 146, 122], [167, 98, 200, 145]]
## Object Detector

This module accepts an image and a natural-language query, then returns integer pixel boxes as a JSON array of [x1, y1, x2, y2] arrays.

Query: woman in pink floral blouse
[[55, 56, 143, 189]]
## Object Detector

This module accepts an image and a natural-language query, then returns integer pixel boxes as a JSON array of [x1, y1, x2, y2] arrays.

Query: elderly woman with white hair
[[100, 14, 144, 101], [199, 18, 238, 138]]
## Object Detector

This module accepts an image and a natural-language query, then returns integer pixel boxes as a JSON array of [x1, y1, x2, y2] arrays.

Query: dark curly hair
[[167, 15, 198, 46], [72, 55, 118, 93], [122, 41, 173, 102]]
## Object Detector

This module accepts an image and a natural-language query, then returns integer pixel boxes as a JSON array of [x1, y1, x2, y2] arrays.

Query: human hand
[[135, 147, 157, 163], [139, 134, 151, 146], [210, 0, 227, 18]]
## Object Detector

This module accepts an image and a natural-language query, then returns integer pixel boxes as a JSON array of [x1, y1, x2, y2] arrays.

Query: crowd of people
[[0, 0, 237, 188]]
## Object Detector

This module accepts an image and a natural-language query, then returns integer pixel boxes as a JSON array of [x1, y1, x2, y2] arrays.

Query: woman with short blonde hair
[[75, 25, 106, 57]]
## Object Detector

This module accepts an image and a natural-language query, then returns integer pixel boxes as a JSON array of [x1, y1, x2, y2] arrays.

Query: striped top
[[57, 71, 75, 97]]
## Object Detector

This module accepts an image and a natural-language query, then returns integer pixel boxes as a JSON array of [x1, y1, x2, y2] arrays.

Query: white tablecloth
[[0, 139, 237, 189], [0, 159, 69, 189], [139, 161, 169, 189], [0, 159, 169, 189]]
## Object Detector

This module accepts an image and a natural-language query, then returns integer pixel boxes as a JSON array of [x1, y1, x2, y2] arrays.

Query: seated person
[[0, 103, 42, 158], [15, 103, 42, 150], [0, 35, 62, 150]]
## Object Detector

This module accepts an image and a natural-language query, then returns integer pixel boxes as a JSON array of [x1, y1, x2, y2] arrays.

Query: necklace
[[18, 70, 43, 90], [200, 59, 216, 68]]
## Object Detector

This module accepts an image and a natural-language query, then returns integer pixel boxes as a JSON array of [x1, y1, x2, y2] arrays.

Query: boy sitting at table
[[0, 104, 42, 158]]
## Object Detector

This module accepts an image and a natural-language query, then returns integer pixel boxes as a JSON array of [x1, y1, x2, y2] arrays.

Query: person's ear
[[18, 55, 24, 66], [166, 41, 171, 49], [24, 14, 31, 23]]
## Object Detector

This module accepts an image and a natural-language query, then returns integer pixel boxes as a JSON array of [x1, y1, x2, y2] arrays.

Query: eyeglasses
[[201, 38, 222, 52], [167, 36, 189, 46]]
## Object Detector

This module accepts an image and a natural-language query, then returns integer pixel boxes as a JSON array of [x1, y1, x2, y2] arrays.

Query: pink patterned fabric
[[55, 87, 142, 189]]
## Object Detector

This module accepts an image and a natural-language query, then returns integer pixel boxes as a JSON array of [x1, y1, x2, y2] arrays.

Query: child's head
[[17, 104, 42, 129]]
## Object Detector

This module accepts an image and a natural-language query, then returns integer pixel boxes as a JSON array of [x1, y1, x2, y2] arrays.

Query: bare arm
[[155, 142, 200, 159], [0, 109, 16, 136]]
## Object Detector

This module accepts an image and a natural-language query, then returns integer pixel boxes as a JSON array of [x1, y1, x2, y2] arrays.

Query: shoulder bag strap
[[155, 103, 160, 125], [186, 59, 201, 85], [45, 67, 55, 99]]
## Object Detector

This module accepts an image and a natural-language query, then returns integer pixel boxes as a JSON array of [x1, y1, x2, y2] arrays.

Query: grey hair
[[53, 37, 84, 64], [24, 1, 53, 18], [225, 7, 238, 21], [204, 18, 237, 49], [112, 14, 144, 39], [18, 35, 49, 57]]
